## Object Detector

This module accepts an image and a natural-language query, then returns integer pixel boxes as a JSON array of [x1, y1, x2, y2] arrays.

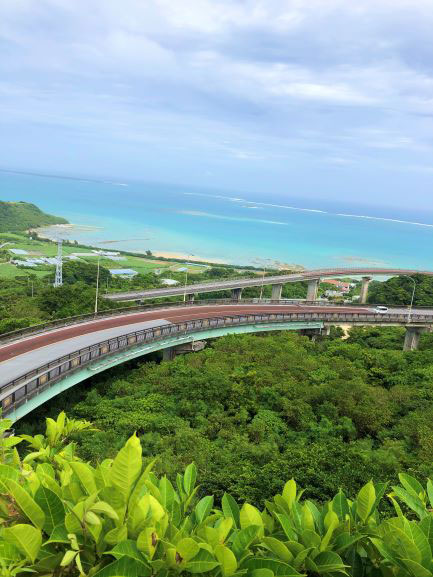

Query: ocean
[[1, 170, 433, 270]]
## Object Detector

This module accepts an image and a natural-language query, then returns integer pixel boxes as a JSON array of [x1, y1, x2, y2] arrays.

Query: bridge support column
[[231, 288, 243, 301], [306, 278, 320, 301], [162, 341, 206, 361], [162, 347, 175, 361], [360, 276, 372, 304], [271, 284, 283, 301], [403, 326, 425, 351]]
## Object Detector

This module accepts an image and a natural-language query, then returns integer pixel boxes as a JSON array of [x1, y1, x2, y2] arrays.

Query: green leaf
[[427, 479, 433, 510], [261, 537, 293, 563], [3, 524, 42, 563], [177, 537, 200, 562], [5, 478, 45, 529], [332, 490, 349, 520], [242, 557, 302, 576], [93, 556, 151, 577], [137, 527, 158, 559], [110, 433, 142, 500], [399, 473, 425, 499], [183, 463, 197, 495], [185, 548, 220, 573], [34, 485, 65, 534], [60, 550, 77, 567], [313, 551, 348, 574], [215, 544, 238, 576], [195, 495, 214, 524], [222, 493, 240, 528], [70, 461, 98, 495], [232, 525, 260, 560], [107, 540, 147, 563], [282, 479, 297, 509], [91, 500, 119, 520], [392, 486, 428, 520], [400, 559, 433, 577], [240, 504, 264, 532], [105, 525, 128, 546], [356, 481, 376, 523]]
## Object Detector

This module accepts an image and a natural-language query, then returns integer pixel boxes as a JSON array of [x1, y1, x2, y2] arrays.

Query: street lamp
[[94, 255, 101, 315], [407, 276, 417, 323], [183, 254, 195, 302]]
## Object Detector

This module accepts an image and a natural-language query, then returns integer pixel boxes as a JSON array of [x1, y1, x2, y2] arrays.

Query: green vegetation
[[2, 413, 433, 577], [368, 274, 433, 307], [18, 329, 433, 508], [0, 201, 67, 232]]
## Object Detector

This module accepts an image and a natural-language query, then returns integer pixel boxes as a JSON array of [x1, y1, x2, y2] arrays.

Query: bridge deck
[[103, 268, 433, 301]]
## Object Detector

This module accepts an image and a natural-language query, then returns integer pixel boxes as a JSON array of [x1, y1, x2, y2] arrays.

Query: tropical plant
[[1, 414, 433, 576]]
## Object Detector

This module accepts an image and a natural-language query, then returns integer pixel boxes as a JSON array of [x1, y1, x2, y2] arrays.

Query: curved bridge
[[104, 267, 433, 302], [1, 302, 432, 422]]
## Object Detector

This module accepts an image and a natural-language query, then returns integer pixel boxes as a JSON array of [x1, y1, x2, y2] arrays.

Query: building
[[109, 268, 138, 278], [323, 278, 352, 293]]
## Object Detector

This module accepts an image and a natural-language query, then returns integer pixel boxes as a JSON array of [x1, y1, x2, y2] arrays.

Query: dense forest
[[17, 327, 433, 509], [0, 201, 67, 232]]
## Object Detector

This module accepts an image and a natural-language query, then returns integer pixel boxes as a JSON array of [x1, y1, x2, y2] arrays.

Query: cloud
[[1, 0, 433, 207]]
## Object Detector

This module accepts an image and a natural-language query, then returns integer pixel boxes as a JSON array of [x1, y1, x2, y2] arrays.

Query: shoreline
[[31, 223, 305, 270]]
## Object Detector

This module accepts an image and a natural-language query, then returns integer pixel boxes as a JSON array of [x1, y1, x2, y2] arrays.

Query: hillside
[[0, 200, 68, 232]]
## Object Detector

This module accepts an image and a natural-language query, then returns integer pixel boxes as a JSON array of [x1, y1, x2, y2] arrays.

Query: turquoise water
[[1, 170, 433, 269]]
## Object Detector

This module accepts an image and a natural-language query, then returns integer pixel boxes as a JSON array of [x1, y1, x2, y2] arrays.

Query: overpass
[[1, 301, 432, 422], [103, 267, 433, 304]]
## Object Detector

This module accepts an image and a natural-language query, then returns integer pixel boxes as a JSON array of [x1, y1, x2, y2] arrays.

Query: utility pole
[[94, 255, 100, 315], [54, 239, 63, 287]]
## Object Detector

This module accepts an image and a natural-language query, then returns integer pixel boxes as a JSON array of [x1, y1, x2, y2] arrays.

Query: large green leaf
[[392, 486, 428, 520], [215, 544, 238, 576], [107, 540, 147, 563], [240, 504, 264, 532], [195, 495, 214, 524], [183, 463, 197, 496], [185, 548, 220, 573], [282, 480, 297, 510], [399, 474, 425, 500], [110, 433, 142, 500], [313, 551, 348, 574], [242, 557, 302, 576], [93, 556, 151, 577], [232, 525, 260, 560], [261, 537, 293, 563], [34, 485, 65, 534], [332, 490, 349, 520], [400, 559, 433, 577], [177, 537, 200, 562], [5, 478, 45, 529], [356, 481, 376, 523], [222, 493, 240, 528], [3, 524, 42, 563], [70, 461, 98, 495]]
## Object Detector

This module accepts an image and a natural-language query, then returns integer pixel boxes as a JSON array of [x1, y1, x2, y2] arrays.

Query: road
[[0, 302, 429, 388], [104, 267, 433, 301]]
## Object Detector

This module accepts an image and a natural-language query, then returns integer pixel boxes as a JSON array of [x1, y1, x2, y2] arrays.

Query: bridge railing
[[0, 298, 371, 344], [2, 310, 433, 417]]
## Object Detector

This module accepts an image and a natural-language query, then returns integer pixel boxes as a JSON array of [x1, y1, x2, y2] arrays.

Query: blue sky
[[1, 0, 433, 210]]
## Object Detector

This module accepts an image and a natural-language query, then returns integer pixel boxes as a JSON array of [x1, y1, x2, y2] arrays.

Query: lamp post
[[407, 276, 416, 323], [94, 255, 101, 315], [183, 254, 194, 302]]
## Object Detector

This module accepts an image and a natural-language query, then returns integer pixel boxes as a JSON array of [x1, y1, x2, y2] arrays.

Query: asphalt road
[[0, 303, 430, 388]]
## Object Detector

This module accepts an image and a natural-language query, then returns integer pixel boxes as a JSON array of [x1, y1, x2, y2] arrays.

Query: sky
[[1, 0, 433, 210]]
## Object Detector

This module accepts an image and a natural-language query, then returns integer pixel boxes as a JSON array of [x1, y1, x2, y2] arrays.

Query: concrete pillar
[[306, 278, 320, 301], [231, 288, 243, 301], [359, 276, 372, 304], [403, 326, 423, 351], [271, 284, 283, 301], [162, 347, 175, 361]]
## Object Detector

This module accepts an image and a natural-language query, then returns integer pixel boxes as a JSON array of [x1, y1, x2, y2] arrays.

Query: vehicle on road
[[374, 305, 389, 313]]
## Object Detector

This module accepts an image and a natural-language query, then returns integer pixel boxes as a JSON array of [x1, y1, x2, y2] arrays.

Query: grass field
[[0, 234, 209, 279]]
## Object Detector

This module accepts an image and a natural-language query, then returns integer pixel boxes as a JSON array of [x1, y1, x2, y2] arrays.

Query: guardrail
[[0, 297, 426, 345], [104, 268, 433, 300], [2, 310, 433, 417]]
